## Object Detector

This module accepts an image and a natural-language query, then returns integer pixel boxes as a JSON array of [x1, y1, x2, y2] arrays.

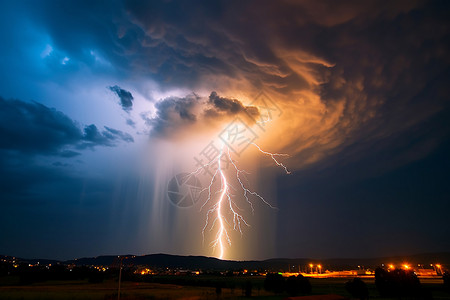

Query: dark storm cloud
[[7, 0, 309, 92], [109, 85, 134, 112], [205, 92, 259, 118], [148, 91, 259, 137], [19, 1, 133, 72], [0, 97, 134, 156], [113, 0, 448, 173], [13, 0, 444, 111], [79, 124, 134, 149], [147, 93, 199, 136], [0, 97, 83, 156], [10, 0, 443, 103], [120, 0, 309, 92], [280, 0, 450, 170], [4, 0, 444, 173]]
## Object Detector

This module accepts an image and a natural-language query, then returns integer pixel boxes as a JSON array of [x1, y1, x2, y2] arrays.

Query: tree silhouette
[[443, 271, 450, 291], [345, 278, 368, 300], [244, 280, 252, 297], [286, 275, 312, 296], [264, 273, 285, 293], [375, 267, 421, 297]]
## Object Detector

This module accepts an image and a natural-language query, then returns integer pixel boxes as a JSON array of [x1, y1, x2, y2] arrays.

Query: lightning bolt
[[189, 141, 290, 259], [214, 146, 228, 259], [251, 143, 291, 175]]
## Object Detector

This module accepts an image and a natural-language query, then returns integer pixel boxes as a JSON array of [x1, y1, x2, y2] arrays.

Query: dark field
[[0, 276, 449, 300]]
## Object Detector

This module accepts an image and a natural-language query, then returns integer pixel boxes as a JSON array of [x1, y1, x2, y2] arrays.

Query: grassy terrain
[[0, 276, 449, 300], [0, 278, 276, 300]]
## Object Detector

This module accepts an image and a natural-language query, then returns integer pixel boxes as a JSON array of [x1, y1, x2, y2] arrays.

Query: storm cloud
[[109, 85, 134, 112], [79, 124, 134, 149], [3, 1, 446, 160], [148, 91, 259, 137], [205, 92, 259, 119], [0, 96, 134, 156], [11, 0, 446, 171]]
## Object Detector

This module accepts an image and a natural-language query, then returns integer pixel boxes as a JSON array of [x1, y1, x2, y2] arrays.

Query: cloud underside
[[4, 0, 449, 170], [147, 91, 259, 138], [0, 97, 134, 157], [124, 0, 448, 169]]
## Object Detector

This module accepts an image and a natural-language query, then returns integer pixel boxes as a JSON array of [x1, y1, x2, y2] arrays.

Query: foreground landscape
[[0, 277, 448, 300], [1, 253, 449, 299]]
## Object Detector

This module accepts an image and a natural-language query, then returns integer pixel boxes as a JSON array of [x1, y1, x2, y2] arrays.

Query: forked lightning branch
[[167, 92, 291, 259], [192, 141, 290, 259]]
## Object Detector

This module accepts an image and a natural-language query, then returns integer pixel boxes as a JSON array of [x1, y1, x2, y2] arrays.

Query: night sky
[[0, 0, 449, 261]]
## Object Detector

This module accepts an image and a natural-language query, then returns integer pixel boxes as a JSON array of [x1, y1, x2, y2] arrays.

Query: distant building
[[415, 269, 437, 276]]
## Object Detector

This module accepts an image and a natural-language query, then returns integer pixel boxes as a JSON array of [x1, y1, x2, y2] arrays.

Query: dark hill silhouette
[[3, 252, 450, 271]]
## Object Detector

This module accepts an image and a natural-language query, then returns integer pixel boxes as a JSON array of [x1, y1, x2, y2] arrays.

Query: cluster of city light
[[308, 263, 322, 274], [189, 142, 290, 259], [138, 268, 152, 275], [279, 261, 446, 279], [386, 263, 443, 272]]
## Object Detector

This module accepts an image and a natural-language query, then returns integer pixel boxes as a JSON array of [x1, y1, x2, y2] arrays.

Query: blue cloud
[[109, 85, 134, 112], [0, 96, 134, 156]]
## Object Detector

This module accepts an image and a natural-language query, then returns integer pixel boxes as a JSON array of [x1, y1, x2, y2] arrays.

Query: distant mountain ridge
[[2, 252, 450, 271]]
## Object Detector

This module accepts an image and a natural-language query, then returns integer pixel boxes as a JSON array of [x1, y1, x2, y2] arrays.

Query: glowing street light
[[403, 264, 410, 270], [309, 264, 314, 274], [318, 264, 322, 274], [388, 264, 395, 270]]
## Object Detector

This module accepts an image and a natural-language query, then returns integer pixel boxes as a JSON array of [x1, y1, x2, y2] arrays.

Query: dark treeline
[[375, 267, 433, 300], [1, 262, 106, 285], [263, 273, 312, 296]]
